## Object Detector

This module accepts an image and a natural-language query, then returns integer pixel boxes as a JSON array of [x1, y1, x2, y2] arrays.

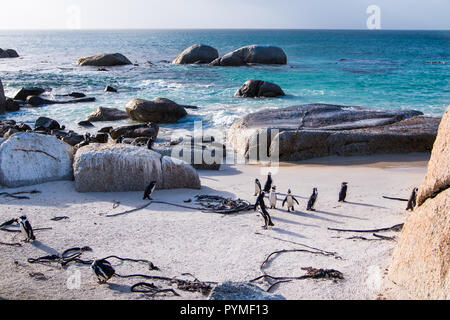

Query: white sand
[[0, 153, 429, 300]]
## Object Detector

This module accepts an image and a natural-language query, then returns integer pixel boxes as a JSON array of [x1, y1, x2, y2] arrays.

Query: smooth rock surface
[[0, 133, 73, 187], [126, 98, 188, 123], [209, 282, 285, 300], [235, 80, 285, 98], [109, 123, 159, 140], [172, 44, 219, 64], [87, 107, 129, 122], [77, 53, 132, 66], [161, 156, 201, 189], [211, 45, 287, 66], [0, 48, 19, 58], [13, 87, 46, 101]]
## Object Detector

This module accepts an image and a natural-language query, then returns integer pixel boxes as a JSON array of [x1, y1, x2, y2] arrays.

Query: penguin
[[143, 181, 157, 200], [254, 179, 262, 196], [339, 182, 348, 202], [263, 172, 273, 193], [147, 137, 155, 150], [269, 186, 277, 209], [116, 135, 125, 144], [282, 189, 299, 212], [254, 191, 275, 229], [406, 187, 418, 211], [17, 216, 35, 242], [91, 259, 115, 284], [307, 188, 318, 211]]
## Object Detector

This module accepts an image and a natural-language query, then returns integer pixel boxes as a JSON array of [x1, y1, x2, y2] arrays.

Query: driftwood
[[328, 224, 404, 233]]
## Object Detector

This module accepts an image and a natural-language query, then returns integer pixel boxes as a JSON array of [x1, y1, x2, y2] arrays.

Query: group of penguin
[[253, 172, 349, 229]]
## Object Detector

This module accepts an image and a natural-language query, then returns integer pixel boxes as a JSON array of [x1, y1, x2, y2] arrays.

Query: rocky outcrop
[[125, 98, 188, 123], [228, 104, 440, 161], [0, 133, 73, 187], [13, 87, 46, 101], [76, 53, 132, 66], [235, 80, 285, 98], [35, 117, 61, 131], [172, 44, 219, 65], [0, 48, 19, 58], [73, 144, 201, 192], [210, 45, 287, 66], [0, 79, 5, 114], [87, 107, 129, 122], [109, 123, 159, 140], [386, 106, 449, 300]]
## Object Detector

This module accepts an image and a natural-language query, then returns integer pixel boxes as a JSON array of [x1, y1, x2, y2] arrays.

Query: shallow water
[[0, 29, 449, 134]]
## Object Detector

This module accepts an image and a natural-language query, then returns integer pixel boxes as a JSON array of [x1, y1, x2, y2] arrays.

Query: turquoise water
[[0, 29, 449, 132]]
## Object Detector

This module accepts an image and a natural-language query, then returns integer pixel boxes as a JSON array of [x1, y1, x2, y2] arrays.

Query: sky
[[0, 0, 449, 30]]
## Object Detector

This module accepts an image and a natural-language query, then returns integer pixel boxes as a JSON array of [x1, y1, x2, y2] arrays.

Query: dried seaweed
[[328, 224, 404, 233]]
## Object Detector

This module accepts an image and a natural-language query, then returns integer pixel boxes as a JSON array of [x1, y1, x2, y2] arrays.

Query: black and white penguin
[[17, 216, 35, 242], [269, 186, 277, 209], [339, 182, 348, 202], [283, 189, 299, 212], [254, 179, 262, 196], [307, 188, 318, 211], [254, 191, 275, 229], [263, 172, 273, 193], [91, 259, 115, 284], [406, 187, 418, 211], [143, 181, 157, 200]]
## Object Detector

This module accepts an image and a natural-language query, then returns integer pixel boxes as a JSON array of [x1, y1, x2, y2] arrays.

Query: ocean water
[[0, 29, 449, 134]]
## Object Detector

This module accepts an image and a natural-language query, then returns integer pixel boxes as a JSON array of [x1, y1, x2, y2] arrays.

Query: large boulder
[[73, 144, 201, 192], [0, 48, 19, 58], [76, 53, 132, 66], [109, 123, 159, 140], [126, 98, 188, 123], [13, 87, 46, 101], [0, 79, 5, 114], [0, 133, 73, 187], [87, 107, 129, 122], [210, 45, 287, 66], [235, 80, 285, 98], [35, 117, 61, 131], [26, 96, 95, 107], [228, 104, 440, 161], [172, 44, 219, 64], [386, 106, 449, 300]]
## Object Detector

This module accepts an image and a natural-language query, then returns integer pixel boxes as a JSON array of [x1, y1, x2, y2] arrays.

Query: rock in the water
[[91, 133, 108, 143], [386, 106, 449, 300], [98, 126, 113, 133], [228, 104, 440, 161], [125, 98, 188, 123], [73, 144, 201, 192], [0, 79, 5, 114], [77, 53, 132, 66], [5, 98, 20, 112], [35, 117, 61, 131], [13, 87, 46, 101], [62, 133, 85, 147], [161, 156, 201, 189], [0, 48, 19, 58], [0, 133, 73, 187], [109, 123, 159, 140], [172, 44, 219, 64], [105, 86, 118, 93], [210, 45, 287, 66], [209, 282, 285, 300], [87, 107, 129, 122], [78, 120, 94, 127], [26, 96, 96, 107], [235, 80, 285, 98]]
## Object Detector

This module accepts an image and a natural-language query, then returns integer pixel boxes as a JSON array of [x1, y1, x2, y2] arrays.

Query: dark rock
[[91, 133, 108, 143], [125, 97, 188, 123], [5, 98, 20, 112], [98, 126, 113, 133], [211, 45, 287, 66], [172, 44, 219, 65], [0, 48, 19, 58], [235, 80, 285, 98], [87, 107, 129, 122], [13, 87, 46, 101], [35, 117, 61, 131], [109, 123, 159, 140], [97, 68, 109, 72], [77, 53, 132, 66], [0, 79, 5, 114], [62, 133, 85, 146], [78, 120, 94, 127], [105, 86, 118, 93], [58, 92, 86, 98], [26, 96, 95, 107]]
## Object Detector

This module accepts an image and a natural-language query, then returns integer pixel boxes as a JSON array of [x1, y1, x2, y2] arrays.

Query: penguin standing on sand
[[307, 188, 318, 211], [254, 191, 275, 229], [283, 189, 299, 212], [17, 216, 35, 242], [406, 187, 418, 211], [143, 181, 157, 200], [269, 186, 278, 209], [339, 182, 348, 202], [254, 179, 262, 196], [263, 172, 273, 193], [91, 259, 115, 284]]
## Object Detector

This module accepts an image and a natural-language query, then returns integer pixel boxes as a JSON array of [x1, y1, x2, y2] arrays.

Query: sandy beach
[[0, 153, 429, 300]]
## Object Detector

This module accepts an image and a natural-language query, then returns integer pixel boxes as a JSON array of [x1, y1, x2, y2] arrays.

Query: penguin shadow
[[274, 193, 309, 200], [314, 210, 368, 221], [271, 227, 307, 239], [107, 282, 132, 294], [344, 201, 388, 209], [271, 215, 320, 228], [289, 211, 343, 224], [31, 241, 59, 256]]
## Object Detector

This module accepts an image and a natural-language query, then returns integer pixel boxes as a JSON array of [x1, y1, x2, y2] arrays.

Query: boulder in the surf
[[0, 48, 19, 58], [125, 97, 188, 123], [235, 80, 285, 98], [109, 123, 159, 140], [210, 45, 287, 66], [87, 107, 129, 122], [76, 53, 132, 66], [172, 44, 219, 65], [13, 87, 46, 101]]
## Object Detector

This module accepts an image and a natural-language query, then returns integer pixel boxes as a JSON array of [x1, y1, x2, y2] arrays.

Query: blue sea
[[0, 29, 449, 134]]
